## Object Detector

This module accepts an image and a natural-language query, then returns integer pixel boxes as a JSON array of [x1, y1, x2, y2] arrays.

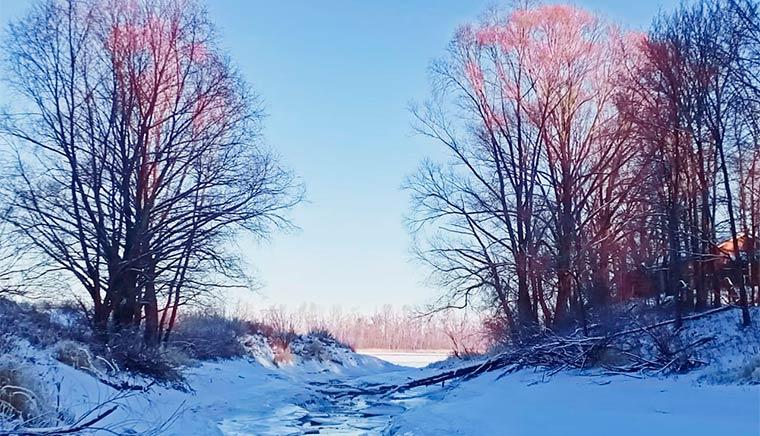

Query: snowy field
[[122, 356, 760, 435], [3, 308, 759, 435], [357, 349, 450, 368], [8, 345, 757, 435], [389, 370, 760, 435]]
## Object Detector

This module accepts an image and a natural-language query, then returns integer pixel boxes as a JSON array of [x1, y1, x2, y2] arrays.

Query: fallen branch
[[5, 406, 117, 436], [607, 306, 734, 340], [96, 378, 155, 392], [337, 308, 733, 398]]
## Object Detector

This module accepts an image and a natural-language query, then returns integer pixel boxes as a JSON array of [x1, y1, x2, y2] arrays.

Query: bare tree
[[410, 1, 759, 343], [408, 4, 641, 337], [1, 0, 301, 343], [626, 0, 757, 326]]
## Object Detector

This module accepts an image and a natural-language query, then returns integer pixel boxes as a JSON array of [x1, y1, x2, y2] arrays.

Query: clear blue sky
[[0, 0, 676, 312]]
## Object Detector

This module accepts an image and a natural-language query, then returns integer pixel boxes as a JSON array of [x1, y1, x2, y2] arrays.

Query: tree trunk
[[92, 297, 110, 341], [516, 249, 535, 333], [717, 139, 751, 326], [142, 261, 159, 346], [111, 268, 138, 328], [667, 201, 683, 329]]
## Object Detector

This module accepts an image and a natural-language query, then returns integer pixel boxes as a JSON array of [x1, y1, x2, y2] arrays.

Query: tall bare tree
[[408, 5, 641, 336], [1, 0, 301, 343]]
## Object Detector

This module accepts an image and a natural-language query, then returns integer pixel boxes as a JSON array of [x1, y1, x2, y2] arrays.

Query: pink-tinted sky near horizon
[[0, 0, 678, 313]]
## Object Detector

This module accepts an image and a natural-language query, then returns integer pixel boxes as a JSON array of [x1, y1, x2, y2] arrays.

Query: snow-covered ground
[[8, 345, 757, 435], [172, 358, 760, 435], [357, 349, 450, 368], [4, 337, 407, 435], [390, 371, 759, 435], [3, 308, 759, 435]]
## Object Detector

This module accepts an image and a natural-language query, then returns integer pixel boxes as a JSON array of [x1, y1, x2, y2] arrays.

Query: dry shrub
[[170, 312, 247, 360], [631, 325, 707, 373], [305, 328, 356, 351], [0, 358, 52, 427], [264, 307, 297, 349], [301, 340, 327, 361], [161, 345, 196, 369], [708, 355, 760, 385], [53, 337, 188, 387], [308, 328, 336, 342], [272, 343, 293, 366], [482, 314, 512, 348], [0, 298, 90, 348], [269, 330, 297, 351], [53, 340, 94, 371], [101, 331, 184, 385], [244, 320, 275, 338]]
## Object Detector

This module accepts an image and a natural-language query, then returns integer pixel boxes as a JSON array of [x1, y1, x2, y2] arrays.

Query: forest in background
[[249, 304, 485, 352]]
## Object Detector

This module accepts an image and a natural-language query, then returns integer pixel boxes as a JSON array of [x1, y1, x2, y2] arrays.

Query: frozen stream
[[356, 350, 450, 368], [216, 350, 451, 434], [215, 364, 759, 436], [217, 368, 421, 435]]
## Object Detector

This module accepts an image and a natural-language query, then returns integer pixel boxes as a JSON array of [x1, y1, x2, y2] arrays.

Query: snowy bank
[[0, 330, 395, 435], [389, 370, 759, 436], [389, 306, 760, 435], [1, 305, 758, 435]]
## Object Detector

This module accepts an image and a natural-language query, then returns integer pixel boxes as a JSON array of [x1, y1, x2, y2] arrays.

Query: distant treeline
[[244, 304, 486, 353]]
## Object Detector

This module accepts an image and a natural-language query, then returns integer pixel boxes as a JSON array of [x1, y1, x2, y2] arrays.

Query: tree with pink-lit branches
[[411, 1, 760, 340], [1, 0, 301, 345], [620, 0, 758, 327], [480, 5, 641, 329], [410, 4, 647, 336]]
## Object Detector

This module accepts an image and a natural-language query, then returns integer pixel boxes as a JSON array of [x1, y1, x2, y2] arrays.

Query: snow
[[3, 336, 406, 435], [389, 371, 760, 435], [357, 350, 450, 368], [37, 352, 760, 435], [389, 307, 760, 435], [3, 308, 759, 435]]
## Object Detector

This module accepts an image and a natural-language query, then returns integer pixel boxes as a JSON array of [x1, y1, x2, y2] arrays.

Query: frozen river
[[357, 349, 450, 368]]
